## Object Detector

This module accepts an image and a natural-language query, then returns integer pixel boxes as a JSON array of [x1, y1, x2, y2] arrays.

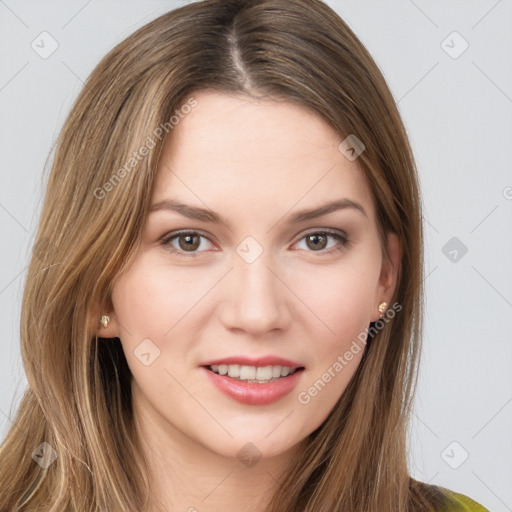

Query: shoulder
[[409, 481, 490, 512], [439, 488, 491, 512]]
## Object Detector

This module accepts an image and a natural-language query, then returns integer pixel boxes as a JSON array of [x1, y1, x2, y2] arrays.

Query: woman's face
[[105, 90, 399, 461]]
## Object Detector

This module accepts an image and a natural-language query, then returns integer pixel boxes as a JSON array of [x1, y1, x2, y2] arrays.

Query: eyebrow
[[148, 198, 367, 226]]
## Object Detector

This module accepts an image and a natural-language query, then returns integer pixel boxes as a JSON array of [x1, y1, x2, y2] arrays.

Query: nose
[[219, 249, 291, 336]]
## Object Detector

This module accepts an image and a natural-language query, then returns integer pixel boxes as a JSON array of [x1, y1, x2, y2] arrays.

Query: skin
[[94, 90, 400, 512]]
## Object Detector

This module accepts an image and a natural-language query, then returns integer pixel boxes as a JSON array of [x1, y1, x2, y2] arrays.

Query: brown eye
[[295, 231, 349, 255], [177, 233, 201, 251], [161, 231, 213, 257], [305, 233, 328, 251], [161, 230, 349, 258]]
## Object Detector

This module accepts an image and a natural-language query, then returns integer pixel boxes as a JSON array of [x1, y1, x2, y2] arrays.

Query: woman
[[0, 0, 491, 510]]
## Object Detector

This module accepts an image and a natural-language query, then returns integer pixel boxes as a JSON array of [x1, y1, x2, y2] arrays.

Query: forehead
[[152, 90, 376, 226]]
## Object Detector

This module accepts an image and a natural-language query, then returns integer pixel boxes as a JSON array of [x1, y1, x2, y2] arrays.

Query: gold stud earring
[[378, 302, 388, 316], [100, 315, 110, 329]]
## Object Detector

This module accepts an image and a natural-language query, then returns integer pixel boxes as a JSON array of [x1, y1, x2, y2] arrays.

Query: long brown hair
[[0, 1, 449, 510]]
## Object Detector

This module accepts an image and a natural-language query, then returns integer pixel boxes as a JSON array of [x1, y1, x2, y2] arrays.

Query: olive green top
[[442, 490, 490, 511]]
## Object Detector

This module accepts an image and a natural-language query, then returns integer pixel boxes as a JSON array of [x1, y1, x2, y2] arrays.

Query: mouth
[[203, 364, 305, 384], [200, 361, 306, 405]]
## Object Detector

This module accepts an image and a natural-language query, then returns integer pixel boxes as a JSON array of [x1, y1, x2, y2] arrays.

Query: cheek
[[111, 255, 206, 338], [110, 255, 222, 394], [294, 267, 372, 415], [291, 260, 378, 340]]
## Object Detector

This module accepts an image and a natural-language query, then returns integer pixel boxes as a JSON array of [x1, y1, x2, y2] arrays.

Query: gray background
[[1, 1, 511, 510]]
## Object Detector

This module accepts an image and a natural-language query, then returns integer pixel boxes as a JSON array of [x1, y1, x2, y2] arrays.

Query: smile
[[207, 364, 299, 383], [201, 365, 305, 405]]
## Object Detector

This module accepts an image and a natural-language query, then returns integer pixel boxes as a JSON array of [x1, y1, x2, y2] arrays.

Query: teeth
[[256, 366, 273, 380], [209, 364, 297, 382], [240, 365, 256, 380], [227, 364, 240, 378]]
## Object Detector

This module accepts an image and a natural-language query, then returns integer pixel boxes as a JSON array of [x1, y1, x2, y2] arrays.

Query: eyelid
[[296, 227, 348, 241], [292, 229, 350, 254], [159, 229, 216, 254], [159, 228, 350, 256]]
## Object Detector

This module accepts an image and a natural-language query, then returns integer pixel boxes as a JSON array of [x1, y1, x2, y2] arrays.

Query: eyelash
[[159, 230, 350, 258]]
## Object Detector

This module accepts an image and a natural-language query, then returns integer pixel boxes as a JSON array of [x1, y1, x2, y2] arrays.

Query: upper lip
[[201, 355, 304, 369]]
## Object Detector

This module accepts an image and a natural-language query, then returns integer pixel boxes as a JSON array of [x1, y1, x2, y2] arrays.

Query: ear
[[87, 296, 121, 339], [370, 232, 401, 322]]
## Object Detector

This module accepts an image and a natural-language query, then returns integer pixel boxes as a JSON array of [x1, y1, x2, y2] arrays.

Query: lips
[[199, 354, 305, 405], [200, 366, 305, 405]]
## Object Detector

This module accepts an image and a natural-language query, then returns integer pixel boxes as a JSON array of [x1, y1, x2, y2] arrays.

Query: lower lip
[[201, 367, 304, 405]]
